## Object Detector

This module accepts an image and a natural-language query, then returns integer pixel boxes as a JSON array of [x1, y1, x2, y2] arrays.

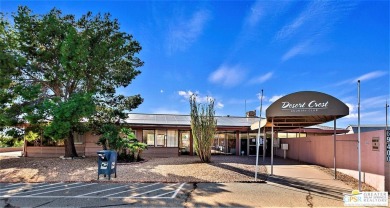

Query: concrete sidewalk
[[186, 157, 354, 207], [263, 156, 352, 199], [265, 157, 351, 187], [0, 151, 22, 157]]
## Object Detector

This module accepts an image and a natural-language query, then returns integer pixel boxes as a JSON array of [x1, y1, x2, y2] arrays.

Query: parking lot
[[0, 181, 362, 207], [0, 182, 185, 199]]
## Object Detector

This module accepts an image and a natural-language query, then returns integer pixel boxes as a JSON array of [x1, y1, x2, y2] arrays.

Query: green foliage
[[190, 95, 217, 163], [97, 126, 147, 162], [44, 93, 95, 140], [0, 6, 143, 157], [0, 135, 23, 147], [97, 124, 120, 151], [25, 131, 39, 142], [121, 128, 147, 161], [0, 136, 14, 147]]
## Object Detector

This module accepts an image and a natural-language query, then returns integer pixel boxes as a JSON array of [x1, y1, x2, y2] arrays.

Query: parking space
[[0, 182, 186, 199]]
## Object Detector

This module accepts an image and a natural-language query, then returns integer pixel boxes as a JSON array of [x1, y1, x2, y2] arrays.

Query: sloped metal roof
[[347, 125, 386, 134], [124, 113, 259, 127]]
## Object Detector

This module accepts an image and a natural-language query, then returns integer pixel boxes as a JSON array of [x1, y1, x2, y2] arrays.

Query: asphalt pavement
[[0, 181, 353, 207]]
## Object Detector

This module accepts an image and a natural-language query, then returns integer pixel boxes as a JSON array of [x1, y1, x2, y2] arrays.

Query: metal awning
[[252, 91, 349, 131], [252, 91, 349, 178], [266, 91, 349, 129]]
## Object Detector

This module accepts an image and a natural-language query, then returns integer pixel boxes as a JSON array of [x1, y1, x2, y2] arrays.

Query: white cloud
[[345, 102, 355, 113], [245, 1, 264, 27], [281, 40, 311, 61], [167, 9, 210, 54], [178, 90, 195, 99], [177, 90, 215, 103], [216, 102, 224, 109], [160, 89, 164, 93], [250, 72, 273, 84], [361, 95, 388, 109], [269, 95, 284, 103], [275, 1, 325, 41], [277, 1, 357, 61], [353, 71, 387, 83], [177, 90, 224, 109], [256, 93, 266, 101], [209, 65, 246, 87], [334, 70, 388, 87], [344, 102, 357, 119], [276, 1, 356, 41]]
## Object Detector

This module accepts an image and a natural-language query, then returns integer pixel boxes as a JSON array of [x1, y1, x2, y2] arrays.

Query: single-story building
[[25, 113, 348, 158], [346, 125, 387, 134]]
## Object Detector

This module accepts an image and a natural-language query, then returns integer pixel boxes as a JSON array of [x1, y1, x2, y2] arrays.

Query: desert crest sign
[[266, 91, 349, 117], [281, 100, 329, 112]]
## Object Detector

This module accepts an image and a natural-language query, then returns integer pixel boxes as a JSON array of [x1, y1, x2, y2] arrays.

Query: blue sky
[[1, 0, 389, 128]]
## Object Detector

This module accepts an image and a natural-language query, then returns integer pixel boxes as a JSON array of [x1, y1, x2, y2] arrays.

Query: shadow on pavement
[[266, 174, 350, 200]]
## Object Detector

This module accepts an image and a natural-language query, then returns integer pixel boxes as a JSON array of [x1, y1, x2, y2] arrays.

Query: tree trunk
[[64, 131, 78, 158]]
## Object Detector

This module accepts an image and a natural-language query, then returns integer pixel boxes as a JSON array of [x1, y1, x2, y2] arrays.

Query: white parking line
[[0, 195, 174, 199], [1, 183, 78, 196], [0, 183, 186, 199], [25, 183, 96, 196], [171, 183, 186, 198], [152, 190, 176, 198], [103, 183, 161, 197], [0, 184, 26, 192], [0, 182, 64, 193], [75, 183, 137, 197], [131, 183, 179, 197], [2, 183, 22, 188]]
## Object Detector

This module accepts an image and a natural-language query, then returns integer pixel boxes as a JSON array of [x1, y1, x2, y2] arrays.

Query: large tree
[[189, 95, 217, 163], [0, 6, 143, 157]]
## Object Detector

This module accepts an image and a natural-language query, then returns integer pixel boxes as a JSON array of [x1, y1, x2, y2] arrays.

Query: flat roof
[[124, 113, 259, 127]]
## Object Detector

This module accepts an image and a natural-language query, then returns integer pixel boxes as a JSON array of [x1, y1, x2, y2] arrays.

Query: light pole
[[255, 89, 263, 181], [357, 80, 361, 192]]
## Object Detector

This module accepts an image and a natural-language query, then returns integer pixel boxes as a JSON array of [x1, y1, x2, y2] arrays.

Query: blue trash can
[[97, 150, 117, 180]]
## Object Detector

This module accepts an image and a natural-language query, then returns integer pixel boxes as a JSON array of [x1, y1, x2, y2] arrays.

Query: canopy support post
[[271, 117, 274, 176], [263, 126, 266, 162], [333, 116, 337, 179]]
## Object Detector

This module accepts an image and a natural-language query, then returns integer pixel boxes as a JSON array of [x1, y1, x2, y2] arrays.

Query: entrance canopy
[[252, 91, 349, 178], [264, 91, 349, 130]]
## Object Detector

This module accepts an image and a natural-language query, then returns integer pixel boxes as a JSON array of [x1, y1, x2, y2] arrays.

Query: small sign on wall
[[372, 138, 379, 151], [386, 130, 390, 162]]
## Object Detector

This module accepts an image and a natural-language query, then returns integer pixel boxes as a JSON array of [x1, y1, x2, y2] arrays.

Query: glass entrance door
[[249, 133, 263, 156], [240, 139, 248, 155], [179, 131, 190, 155]]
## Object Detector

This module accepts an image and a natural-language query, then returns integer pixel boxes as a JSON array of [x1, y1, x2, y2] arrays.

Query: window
[[73, 133, 84, 144], [156, 129, 166, 147], [167, 130, 178, 147], [143, 130, 155, 146]]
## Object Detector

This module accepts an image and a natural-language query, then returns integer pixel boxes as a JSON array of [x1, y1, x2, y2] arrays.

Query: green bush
[[97, 125, 147, 162], [0, 136, 23, 147]]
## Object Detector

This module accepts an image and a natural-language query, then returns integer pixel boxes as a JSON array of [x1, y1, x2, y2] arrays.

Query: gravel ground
[[0, 154, 376, 191], [314, 165, 377, 191], [0, 155, 268, 183]]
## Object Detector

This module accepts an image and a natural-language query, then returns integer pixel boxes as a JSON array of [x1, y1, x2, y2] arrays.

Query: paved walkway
[[0, 151, 22, 157], [263, 157, 352, 199]]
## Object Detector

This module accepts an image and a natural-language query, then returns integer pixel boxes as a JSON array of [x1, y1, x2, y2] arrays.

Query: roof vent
[[246, 110, 256, 117]]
